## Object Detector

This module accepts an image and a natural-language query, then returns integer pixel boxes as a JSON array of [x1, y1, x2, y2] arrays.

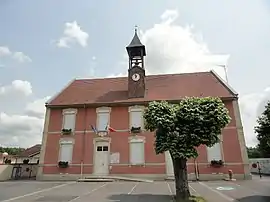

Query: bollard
[[257, 161, 262, 179], [228, 169, 233, 180], [224, 169, 236, 181]]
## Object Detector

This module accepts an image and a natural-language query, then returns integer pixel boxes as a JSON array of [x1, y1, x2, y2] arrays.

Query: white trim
[[129, 136, 145, 165], [62, 108, 77, 115], [46, 79, 76, 104], [96, 107, 111, 131], [58, 138, 74, 163], [93, 137, 111, 144], [206, 136, 222, 162], [128, 105, 144, 112], [61, 110, 77, 132], [59, 138, 75, 145], [96, 107, 111, 113], [128, 135, 145, 143], [129, 105, 145, 130]]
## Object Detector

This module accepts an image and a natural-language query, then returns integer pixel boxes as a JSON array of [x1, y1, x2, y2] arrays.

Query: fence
[[249, 158, 270, 175]]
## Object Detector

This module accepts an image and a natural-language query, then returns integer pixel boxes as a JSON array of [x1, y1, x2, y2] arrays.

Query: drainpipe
[[80, 104, 87, 179], [194, 158, 199, 181]]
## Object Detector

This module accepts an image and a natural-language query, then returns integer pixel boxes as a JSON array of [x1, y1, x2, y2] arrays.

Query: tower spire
[[135, 25, 138, 34]]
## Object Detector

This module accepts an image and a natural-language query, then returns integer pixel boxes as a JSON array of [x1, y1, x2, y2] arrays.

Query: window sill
[[129, 163, 146, 167], [61, 133, 74, 136]]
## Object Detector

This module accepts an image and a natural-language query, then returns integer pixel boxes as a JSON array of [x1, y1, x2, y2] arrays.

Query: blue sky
[[0, 0, 270, 147]]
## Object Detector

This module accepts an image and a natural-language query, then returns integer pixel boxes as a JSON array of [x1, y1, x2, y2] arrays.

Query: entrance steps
[[77, 175, 153, 183]]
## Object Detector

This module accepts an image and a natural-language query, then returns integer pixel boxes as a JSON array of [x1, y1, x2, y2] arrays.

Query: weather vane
[[135, 25, 138, 33]]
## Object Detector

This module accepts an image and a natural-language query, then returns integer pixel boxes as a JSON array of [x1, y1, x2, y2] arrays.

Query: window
[[63, 113, 76, 130], [96, 146, 108, 152], [129, 139, 145, 165], [207, 143, 222, 161], [59, 143, 73, 162], [62, 109, 77, 131], [97, 146, 102, 151], [129, 106, 144, 129], [97, 112, 110, 131]]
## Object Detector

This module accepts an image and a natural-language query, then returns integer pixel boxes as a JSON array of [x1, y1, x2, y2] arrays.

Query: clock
[[132, 73, 140, 81]]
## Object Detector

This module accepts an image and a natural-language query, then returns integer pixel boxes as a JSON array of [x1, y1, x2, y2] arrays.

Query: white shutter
[[130, 111, 142, 128], [98, 112, 109, 131], [59, 144, 73, 162], [130, 141, 144, 165], [63, 114, 75, 130], [207, 143, 222, 161]]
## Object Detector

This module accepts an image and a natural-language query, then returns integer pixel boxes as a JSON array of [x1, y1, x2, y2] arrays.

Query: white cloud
[[56, 21, 89, 48], [0, 46, 31, 63], [0, 95, 49, 148], [115, 9, 229, 81], [12, 52, 32, 63], [0, 46, 11, 56], [25, 96, 50, 119], [106, 72, 127, 78], [239, 88, 270, 147], [0, 112, 44, 147], [0, 80, 32, 97], [0, 80, 46, 148]]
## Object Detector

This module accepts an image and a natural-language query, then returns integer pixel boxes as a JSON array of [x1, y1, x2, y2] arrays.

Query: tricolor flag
[[105, 124, 116, 132], [91, 125, 98, 134]]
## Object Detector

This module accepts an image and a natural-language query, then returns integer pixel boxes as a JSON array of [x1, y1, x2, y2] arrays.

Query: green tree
[[0, 147, 25, 155], [144, 97, 231, 201], [254, 101, 270, 158], [246, 146, 262, 158]]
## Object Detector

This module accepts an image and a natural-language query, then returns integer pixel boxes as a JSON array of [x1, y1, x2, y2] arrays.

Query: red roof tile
[[17, 144, 41, 157], [48, 71, 237, 106]]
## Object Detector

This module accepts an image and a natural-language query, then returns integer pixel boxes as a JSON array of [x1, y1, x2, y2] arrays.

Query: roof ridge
[[74, 71, 211, 81]]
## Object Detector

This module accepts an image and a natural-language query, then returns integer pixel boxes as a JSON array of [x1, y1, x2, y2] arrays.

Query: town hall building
[[36, 29, 251, 181]]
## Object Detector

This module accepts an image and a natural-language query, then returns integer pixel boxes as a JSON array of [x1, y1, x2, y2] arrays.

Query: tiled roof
[[47, 71, 237, 107], [18, 144, 41, 157]]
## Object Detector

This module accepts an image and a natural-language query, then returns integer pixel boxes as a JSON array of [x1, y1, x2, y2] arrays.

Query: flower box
[[210, 160, 224, 168], [61, 128, 72, 135], [130, 127, 141, 134], [23, 159, 30, 164], [58, 161, 69, 168]]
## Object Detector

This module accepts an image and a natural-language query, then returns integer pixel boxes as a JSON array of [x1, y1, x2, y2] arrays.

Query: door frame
[[93, 137, 111, 175]]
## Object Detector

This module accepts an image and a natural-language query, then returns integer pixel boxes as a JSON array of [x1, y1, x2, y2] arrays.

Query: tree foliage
[[0, 147, 25, 155], [254, 101, 270, 158], [144, 97, 231, 159], [246, 147, 262, 158]]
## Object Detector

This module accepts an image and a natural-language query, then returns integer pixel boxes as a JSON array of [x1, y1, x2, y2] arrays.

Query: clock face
[[132, 73, 140, 81]]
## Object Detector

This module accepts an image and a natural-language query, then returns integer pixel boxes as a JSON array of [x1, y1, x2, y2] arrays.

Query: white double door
[[93, 142, 110, 175]]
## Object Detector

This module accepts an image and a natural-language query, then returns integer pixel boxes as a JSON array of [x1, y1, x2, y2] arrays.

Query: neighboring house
[[15, 144, 41, 164], [37, 30, 250, 181]]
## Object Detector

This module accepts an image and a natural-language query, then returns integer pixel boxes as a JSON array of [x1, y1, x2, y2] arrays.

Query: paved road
[[0, 176, 269, 202]]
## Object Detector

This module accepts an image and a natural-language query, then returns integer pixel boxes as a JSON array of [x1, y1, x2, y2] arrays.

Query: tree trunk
[[172, 154, 190, 201]]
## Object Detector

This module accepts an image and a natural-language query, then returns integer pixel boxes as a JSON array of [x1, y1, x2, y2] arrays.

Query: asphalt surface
[[0, 175, 269, 202]]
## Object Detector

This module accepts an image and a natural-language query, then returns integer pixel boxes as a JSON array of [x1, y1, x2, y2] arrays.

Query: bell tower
[[126, 27, 146, 98]]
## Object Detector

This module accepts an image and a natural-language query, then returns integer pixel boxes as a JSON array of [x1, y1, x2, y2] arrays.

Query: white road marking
[[0, 182, 76, 202], [166, 182, 175, 202], [69, 182, 109, 201], [189, 184, 200, 196], [198, 182, 235, 201], [128, 182, 139, 195]]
